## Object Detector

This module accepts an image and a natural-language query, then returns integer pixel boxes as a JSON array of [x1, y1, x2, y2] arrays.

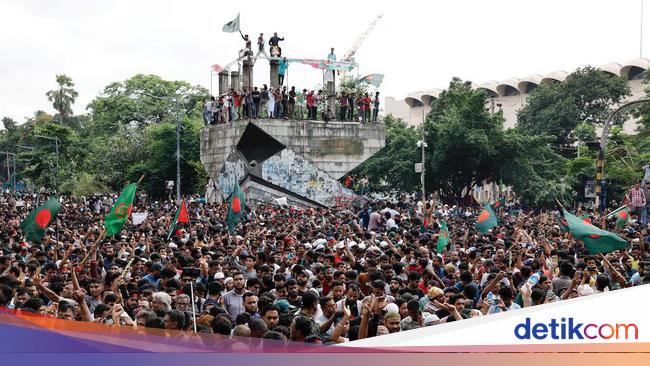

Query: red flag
[[177, 199, 189, 223], [212, 64, 224, 73]]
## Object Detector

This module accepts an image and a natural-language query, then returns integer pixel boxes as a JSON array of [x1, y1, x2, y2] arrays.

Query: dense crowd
[[0, 191, 648, 345], [203, 87, 380, 125], [205, 31, 380, 125]]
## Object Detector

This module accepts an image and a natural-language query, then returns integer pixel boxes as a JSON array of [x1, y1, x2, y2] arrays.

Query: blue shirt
[[142, 274, 160, 287], [278, 60, 288, 75]]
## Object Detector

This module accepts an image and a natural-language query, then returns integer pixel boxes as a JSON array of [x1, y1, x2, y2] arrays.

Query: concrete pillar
[[218, 71, 230, 95], [242, 60, 254, 90], [269, 60, 279, 89], [230, 71, 240, 92]]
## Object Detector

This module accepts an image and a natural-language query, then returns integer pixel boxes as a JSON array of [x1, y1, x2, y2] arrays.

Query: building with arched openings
[[385, 58, 650, 133]]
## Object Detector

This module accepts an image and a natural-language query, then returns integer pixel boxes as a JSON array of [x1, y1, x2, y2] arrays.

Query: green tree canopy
[[424, 78, 506, 201], [348, 115, 420, 192], [517, 67, 630, 148]]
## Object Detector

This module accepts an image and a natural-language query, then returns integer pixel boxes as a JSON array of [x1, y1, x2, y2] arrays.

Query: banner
[[131, 212, 148, 225]]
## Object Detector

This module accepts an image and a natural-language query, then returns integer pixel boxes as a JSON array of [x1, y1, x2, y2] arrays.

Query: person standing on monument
[[357, 93, 366, 123], [281, 86, 289, 119], [362, 93, 372, 123], [241, 34, 252, 58], [260, 85, 269, 118], [347, 93, 355, 121], [267, 87, 276, 119], [274, 87, 283, 119], [372, 91, 380, 123], [269, 32, 285, 57], [254, 33, 270, 60], [278, 57, 288, 86], [288, 86, 296, 120], [307, 91, 315, 120], [339, 92, 348, 122], [252, 87, 261, 118]]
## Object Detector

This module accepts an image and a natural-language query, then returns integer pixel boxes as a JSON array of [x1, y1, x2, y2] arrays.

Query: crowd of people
[[203, 87, 381, 125], [204, 30, 381, 125], [1, 189, 648, 346]]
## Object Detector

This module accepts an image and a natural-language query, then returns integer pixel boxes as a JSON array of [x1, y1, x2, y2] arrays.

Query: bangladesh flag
[[563, 210, 627, 254], [437, 220, 449, 252], [20, 198, 61, 243], [227, 182, 246, 232], [606, 206, 629, 229], [358, 74, 385, 88], [557, 213, 569, 232], [476, 204, 498, 233], [491, 197, 506, 210], [105, 183, 138, 236], [579, 212, 591, 224], [167, 199, 190, 239]]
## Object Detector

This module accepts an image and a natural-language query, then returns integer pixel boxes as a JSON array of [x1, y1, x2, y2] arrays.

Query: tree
[[87, 74, 208, 135], [46, 74, 79, 121], [423, 78, 506, 202], [2, 117, 17, 132], [19, 122, 80, 190], [517, 67, 630, 149], [82, 74, 208, 196], [347, 115, 420, 192]]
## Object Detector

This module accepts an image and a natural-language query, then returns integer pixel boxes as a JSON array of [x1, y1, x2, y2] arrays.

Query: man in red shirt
[[362, 93, 372, 123], [306, 91, 315, 120], [627, 182, 646, 219]]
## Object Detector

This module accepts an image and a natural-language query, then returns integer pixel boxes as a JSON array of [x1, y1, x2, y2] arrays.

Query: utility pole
[[421, 110, 426, 203], [137, 92, 183, 204], [417, 109, 428, 209], [0, 151, 16, 190], [596, 97, 650, 211], [34, 134, 60, 192]]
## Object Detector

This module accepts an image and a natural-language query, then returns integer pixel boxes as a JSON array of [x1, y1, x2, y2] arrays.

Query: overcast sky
[[1, 0, 648, 123]]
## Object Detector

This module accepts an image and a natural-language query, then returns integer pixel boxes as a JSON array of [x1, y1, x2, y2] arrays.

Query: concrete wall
[[261, 149, 356, 206], [200, 119, 386, 181]]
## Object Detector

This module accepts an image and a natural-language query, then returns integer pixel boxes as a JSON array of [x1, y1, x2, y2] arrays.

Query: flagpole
[[190, 280, 197, 333]]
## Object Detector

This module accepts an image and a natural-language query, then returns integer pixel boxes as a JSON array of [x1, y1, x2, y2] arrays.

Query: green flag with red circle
[[105, 183, 138, 236], [491, 197, 506, 210], [563, 209, 627, 254], [227, 182, 246, 232], [437, 220, 449, 252], [167, 199, 190, 239], [20, 198, 61, 243], [606, 205, 629, 229], [476, 204, 498, 233]]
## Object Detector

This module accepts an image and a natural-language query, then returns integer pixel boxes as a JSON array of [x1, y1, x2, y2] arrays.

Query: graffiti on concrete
[[216, 158, 247, 197], [261, 149, 355, 206]]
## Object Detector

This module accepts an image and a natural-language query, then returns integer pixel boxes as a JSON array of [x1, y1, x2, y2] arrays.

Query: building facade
[[385, 58, 650, 133]]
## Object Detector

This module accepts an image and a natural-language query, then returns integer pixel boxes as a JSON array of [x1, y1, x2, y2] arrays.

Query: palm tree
[[46, 74, 78, 121]]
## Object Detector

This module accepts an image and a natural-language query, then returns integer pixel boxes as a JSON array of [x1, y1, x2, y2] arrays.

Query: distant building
[[385, 58, 650, 133]]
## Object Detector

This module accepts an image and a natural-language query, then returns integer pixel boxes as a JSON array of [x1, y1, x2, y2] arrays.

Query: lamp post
[[595, 97, 650, 211], [138, 92, 183, 204], [417, 113, 428, 207], [33, 134, 60, 192], [0, 151, 16, 190]]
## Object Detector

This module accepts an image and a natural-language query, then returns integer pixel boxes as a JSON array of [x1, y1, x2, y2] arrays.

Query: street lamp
[[0, 151, 16, 190], [595, 97, 650, 211], [33, 134, 60, 192], [417, 137, 428, 205], [137, 92, 183, 204]]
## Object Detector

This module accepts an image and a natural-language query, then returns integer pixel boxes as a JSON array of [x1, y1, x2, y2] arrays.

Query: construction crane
[[341, 13, 383, 77]]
